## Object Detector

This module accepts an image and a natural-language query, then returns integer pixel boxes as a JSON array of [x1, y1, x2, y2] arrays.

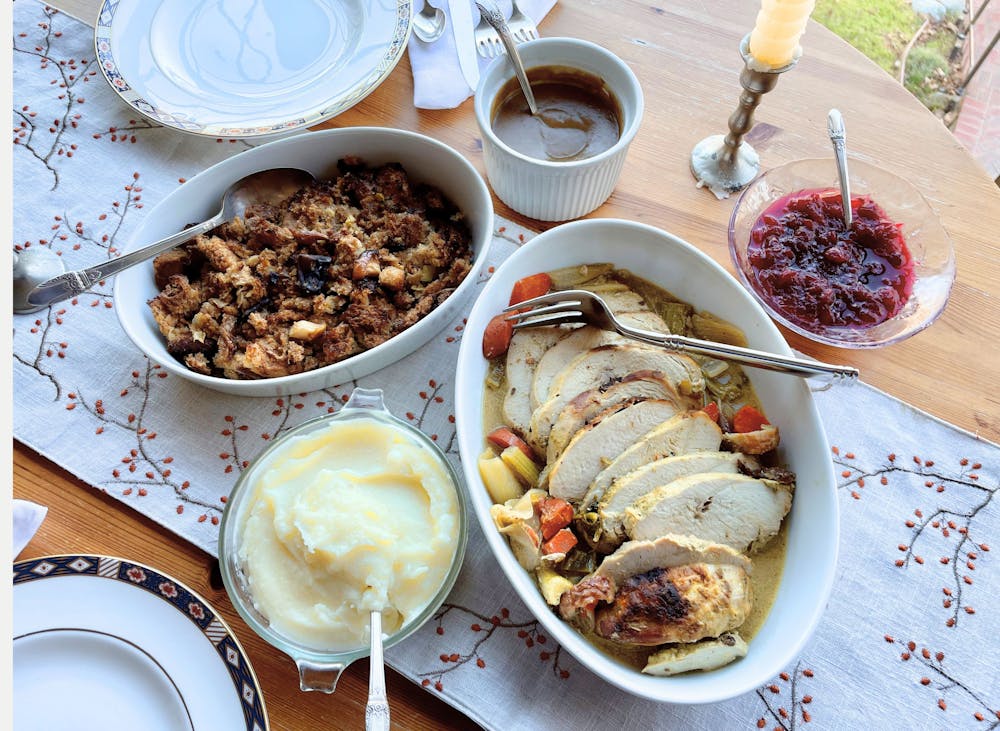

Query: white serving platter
[[454, 218, 839, 704]]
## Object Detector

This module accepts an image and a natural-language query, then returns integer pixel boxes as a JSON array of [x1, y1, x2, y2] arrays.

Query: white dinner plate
[[13, 555, 268, 731], [94, 0, 412, 137]]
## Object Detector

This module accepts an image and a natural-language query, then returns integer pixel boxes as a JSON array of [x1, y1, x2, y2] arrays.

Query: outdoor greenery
[[813, 0, 963, 114], [813, 0, 922, 72]]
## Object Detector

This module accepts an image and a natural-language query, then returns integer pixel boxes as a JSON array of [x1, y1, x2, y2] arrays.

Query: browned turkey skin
[[560, 564, 750, 645]]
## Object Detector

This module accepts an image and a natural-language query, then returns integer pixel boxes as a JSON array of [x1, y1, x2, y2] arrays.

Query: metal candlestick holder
[[691, 34, 798, 198]]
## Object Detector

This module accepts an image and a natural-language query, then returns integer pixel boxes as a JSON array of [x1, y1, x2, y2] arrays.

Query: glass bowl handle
[[343, 387, 388, 413], [296, 658, 349, 693]]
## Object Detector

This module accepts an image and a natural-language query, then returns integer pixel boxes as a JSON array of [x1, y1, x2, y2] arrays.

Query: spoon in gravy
[[476, 2, 538, 115]]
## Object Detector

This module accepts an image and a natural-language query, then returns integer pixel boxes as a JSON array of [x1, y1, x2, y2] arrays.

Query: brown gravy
[[490, 65, 621, 162]]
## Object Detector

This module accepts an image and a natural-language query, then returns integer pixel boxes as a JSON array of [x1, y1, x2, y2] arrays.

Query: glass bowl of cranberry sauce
[[728, 158, 956, 348]]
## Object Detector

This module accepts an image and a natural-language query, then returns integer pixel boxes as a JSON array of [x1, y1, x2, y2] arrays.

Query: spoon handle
[[24, 213, 222, 310], [476, 1, 538, 114], [365, 611, 390, 731], [827, 108, 852, 229]]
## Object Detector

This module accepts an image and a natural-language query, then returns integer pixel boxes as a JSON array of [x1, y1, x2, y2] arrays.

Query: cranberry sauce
[[746, 189, 915, 331]]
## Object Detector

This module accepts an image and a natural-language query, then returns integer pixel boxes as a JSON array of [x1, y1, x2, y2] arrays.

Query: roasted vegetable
[[692, 311, 749, 347], [509, 273, 553, 305], [482, 314, 514, 359], [487, 427, 536, 461], [536, 566, 575, 605], [478, 450, 524, 504], [733, 404, 769, 433], [485, 359, 505, 390], [500, 445, 541, 487]]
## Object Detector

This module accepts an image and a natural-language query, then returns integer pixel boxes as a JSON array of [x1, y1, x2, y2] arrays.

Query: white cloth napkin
[[13, 500, 47, 559], [409, 0, 558, 109]]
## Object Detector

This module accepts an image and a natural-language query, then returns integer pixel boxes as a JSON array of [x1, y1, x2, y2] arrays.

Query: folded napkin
[[409, 0, 558, 109], [13, 499, 47, 559]]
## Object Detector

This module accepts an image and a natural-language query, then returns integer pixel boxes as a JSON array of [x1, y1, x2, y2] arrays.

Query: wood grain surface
[[18, 1, 1000, 729]]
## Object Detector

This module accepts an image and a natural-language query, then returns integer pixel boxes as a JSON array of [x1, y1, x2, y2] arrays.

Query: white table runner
[[13, 2, 999, 728]]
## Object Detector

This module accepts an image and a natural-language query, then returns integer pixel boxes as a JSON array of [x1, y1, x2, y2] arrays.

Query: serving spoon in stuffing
[[12, 167, 315, 314]]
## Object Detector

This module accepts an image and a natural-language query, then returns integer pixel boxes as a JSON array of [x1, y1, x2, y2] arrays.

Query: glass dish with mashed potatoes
[[219, 387, 467, 692]]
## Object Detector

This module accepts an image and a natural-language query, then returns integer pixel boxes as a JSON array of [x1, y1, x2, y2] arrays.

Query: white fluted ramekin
[[474, 38, 643, 222]]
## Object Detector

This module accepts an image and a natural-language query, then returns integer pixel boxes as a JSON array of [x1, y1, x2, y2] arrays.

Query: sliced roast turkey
[[529, 326, 628, 410], [546, 369, 700, 463], [558, 534, 751, 645], [527, 345, 705, 453], [583, 409, 721, 508], [501, 327, 568, 438], [642, 632, 749, 676], [528, 309, 669, 410], [622, 472, 795, 553], [544, 398, 683, 503], [591, 450, 751, 550]]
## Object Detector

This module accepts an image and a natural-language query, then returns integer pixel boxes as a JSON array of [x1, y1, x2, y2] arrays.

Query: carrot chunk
[[486, 427, 536, 461], [537, 496, 573, 540], [509, 273, 553, 306], [542, 527, 578, 555], [733, 404, 770, 433], [701, 401, 720, 424], [482, 314, 514, 359]]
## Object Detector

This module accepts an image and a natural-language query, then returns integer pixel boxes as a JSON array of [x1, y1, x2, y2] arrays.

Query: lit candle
[[748, 0, 816, 67]]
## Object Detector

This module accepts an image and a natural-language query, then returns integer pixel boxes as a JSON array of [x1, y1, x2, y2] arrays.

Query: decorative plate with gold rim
[[94, 0, 412, 138], [14, 554, 268, 730]]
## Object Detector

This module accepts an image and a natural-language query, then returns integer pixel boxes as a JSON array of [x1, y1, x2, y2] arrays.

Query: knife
[[448, 0, 480, 89]]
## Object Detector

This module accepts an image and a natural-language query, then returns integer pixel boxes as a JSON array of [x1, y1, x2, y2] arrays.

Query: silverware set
[[412, 1, 538, 57], [474, 0, 538, 57]]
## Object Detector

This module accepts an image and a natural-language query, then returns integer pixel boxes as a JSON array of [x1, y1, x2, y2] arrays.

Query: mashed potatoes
[[238, 416, 461, 651]]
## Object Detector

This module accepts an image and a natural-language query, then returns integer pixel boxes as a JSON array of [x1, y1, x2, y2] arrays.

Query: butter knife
[[448, 0, 480, 89]]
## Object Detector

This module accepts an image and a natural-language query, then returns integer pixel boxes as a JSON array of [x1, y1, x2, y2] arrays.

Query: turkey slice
[[527, 345, 704, 453], [546, 369, 700, 463], [545, 399, 683, 503], [559, 534, 752, 645], [623, 472, 795, 553], [642, 632, 749, 676], [584, 409, 721, 508], [529, 309, 669, 410], [593, 451, 749, 550], [501, 327, 568, 439]]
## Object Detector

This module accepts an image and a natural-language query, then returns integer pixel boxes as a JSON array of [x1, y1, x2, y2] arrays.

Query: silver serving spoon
[[475, 1, 537, 115], [412, 1, 446, 43], [13, 167, 315, 315], [827, 109, 852, 230], [364, 611, 390, 731]]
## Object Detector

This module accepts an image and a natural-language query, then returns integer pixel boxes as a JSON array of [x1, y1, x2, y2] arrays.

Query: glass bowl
[[728, 158, 956, 348], [218, 387, 468, 693]]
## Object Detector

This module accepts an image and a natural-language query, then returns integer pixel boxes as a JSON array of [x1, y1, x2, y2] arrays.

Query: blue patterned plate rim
[[92, 0, 412, 138], [14, 554, 269, 731]]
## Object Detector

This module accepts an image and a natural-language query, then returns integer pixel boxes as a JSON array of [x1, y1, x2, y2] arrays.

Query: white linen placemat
[[13, 2, 999, 728]]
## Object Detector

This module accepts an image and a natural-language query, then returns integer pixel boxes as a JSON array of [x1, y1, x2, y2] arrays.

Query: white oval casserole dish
[[454, 218, 838, 704]]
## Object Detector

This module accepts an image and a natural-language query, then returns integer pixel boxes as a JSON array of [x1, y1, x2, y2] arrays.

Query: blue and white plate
[[13, 555, 268, 731], [94, 0, 412, 138]]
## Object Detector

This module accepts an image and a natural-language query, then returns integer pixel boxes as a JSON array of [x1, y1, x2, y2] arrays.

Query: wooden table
[[17, 1, 1000, 729]]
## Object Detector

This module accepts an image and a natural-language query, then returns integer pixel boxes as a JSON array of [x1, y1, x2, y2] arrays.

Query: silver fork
[[507, 1, 539, 42], [474, 1, 537, 58], [504, 290, 860, 384]]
